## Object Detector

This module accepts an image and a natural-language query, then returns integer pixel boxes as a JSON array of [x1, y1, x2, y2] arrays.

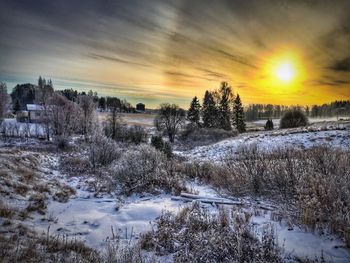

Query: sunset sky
[[0, 0, 349, 108]]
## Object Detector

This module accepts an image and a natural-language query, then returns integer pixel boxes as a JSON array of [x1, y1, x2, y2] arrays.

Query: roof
[[26, 104, 44, 111]]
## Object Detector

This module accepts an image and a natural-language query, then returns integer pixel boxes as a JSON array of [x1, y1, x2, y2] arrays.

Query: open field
[[98, 112, 156, 127]]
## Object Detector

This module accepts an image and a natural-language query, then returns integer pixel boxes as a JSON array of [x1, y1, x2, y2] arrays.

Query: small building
[[26, 104, 45, 123], [136, 103, 145, 112]]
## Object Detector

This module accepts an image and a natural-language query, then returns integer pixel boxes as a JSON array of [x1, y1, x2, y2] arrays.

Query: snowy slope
[[176, 129, 350, 162]]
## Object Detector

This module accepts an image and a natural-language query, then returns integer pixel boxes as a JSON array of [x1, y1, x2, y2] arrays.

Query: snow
[[26, 104, 44, 111], [20, 174, 350, 262], [0, 118, 45, 138], [176, 129, 350, 162], [27, 180, 182, 249], [250, 212, 350, 262]]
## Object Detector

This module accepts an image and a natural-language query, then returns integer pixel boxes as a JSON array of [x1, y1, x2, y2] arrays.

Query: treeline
[[309, 100, 350, 118], [245, 100, 350, 121], [9, 76, 134, 113], [59, 89, 134, 113]]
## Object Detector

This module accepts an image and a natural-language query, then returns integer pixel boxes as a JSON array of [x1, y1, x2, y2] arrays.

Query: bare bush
[[89, 133, 121, 167], [112, 144, 185, 195], [151, 135, 172, 158], [140, 203, 282, 262]]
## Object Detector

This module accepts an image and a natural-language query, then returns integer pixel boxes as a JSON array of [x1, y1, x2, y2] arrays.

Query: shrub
[[280, 110, 308, 129], [105, 123, 148, 145], [112, 144, 183, 195], [180, 124, 237, 148], [150, 135, 172, 158], [265, 119, 274, 130], [89, 134, 120, 167], [54, 136, 70, 150], [125, 125, 148, 144]]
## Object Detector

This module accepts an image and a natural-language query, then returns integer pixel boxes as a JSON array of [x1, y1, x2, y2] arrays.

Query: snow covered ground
[[1, 121, 350, 262], [176, 127, 350, 162], [24, 175, 350, 262]]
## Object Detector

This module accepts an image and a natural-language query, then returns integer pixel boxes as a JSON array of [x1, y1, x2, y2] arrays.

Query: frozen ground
[[24, 175, 350, 262], [176, 127, 350, 162], [1, 122, 350, 262]]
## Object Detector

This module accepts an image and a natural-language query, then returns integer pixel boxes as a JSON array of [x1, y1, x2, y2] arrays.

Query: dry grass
[[53, 185, 76, 203], [182, 145, 350, 247], [0, 228, 101, 263], [140, 203, 282, 262], [98, 112, 156, 127], [0, 202, 16, 218]]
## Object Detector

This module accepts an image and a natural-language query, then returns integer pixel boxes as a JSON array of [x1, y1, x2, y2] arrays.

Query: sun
[[275, 61, 295, 82], [255, 48, 308, 96]]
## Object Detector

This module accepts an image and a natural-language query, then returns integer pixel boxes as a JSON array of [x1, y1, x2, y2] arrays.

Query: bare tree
[[78, 94, 97, 139], [105, 97, 122, 140], [50, 94, 81, 139], [0, 82, 11, 121], [154, 103, 185, 143]]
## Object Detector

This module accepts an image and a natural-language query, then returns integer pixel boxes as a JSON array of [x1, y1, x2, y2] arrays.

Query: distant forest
[[244, 101, 350, 121], [10, 77, 134, 113]]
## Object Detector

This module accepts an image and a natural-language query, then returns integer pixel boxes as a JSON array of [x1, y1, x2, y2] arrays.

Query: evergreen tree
[[305, 106, 310, 117], [264, 119, 274, 130], [38, 76, 43, 89], [187, 96, 201, 126], [202, 90, 217, 128], [217, 82, 233, 130], [232, 94, 246, 133], [13, 99, 21, 113]]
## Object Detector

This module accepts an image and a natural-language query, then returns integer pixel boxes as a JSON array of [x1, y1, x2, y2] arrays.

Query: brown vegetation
[[181, 145, 350, 246]]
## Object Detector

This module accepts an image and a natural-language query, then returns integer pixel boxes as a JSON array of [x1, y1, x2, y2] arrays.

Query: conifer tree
[[232, 94, 246, 133], [264, 119, 274, 130], [217, 82, 233, 130], [187, 96, 201, 126], [202, 90, 217, 128]]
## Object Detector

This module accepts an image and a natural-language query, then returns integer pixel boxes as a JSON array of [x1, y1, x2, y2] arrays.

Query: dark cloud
[[329, 57, 350, 72]]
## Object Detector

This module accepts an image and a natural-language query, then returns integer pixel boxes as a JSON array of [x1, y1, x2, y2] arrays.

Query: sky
[[0, 0, 349, 108]]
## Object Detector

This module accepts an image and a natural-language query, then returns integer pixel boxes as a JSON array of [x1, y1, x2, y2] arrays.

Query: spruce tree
[[232, 94, 246, 133], [202, 90, 217, 128], [264, 119, 274, 130], [217, 82, 233, 130], [187, 96, 201, 126]]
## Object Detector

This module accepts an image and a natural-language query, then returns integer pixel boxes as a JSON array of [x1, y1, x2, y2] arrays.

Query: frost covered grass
[[140, 202, 282, 262], [182, 145, 350, 247], [0, 228, 101, 263]]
